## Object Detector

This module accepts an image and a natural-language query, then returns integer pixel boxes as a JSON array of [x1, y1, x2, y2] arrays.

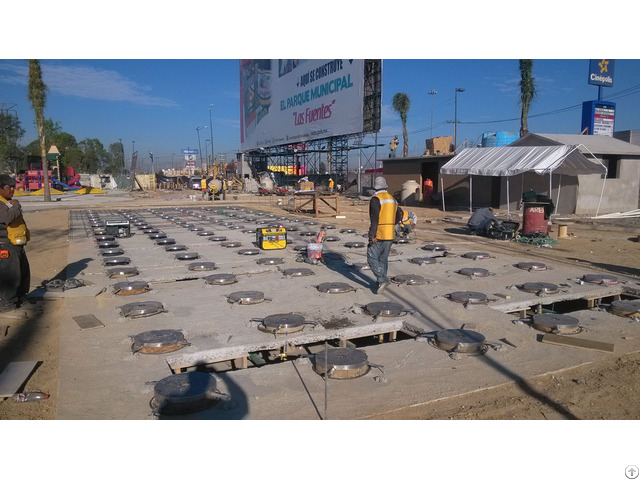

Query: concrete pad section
[[56, 204, 640, 419]]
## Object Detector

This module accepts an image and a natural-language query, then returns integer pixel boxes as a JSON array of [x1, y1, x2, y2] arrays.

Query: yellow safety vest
[[374, 191, 397, 240], [0, 197, 30, 245]]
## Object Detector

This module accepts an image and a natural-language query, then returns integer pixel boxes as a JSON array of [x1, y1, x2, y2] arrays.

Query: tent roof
[[440, 145, 606, 177], [512, 133, 640, 156]]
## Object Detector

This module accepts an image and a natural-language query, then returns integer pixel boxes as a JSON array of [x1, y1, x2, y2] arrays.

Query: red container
[[522, 202, 548, 234]]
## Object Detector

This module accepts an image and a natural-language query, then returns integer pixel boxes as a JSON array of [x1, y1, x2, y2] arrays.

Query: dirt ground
[[1, 192, 639, 420]]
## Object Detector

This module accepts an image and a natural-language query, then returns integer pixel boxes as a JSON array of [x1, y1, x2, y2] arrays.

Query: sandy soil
[[1, 192, 639, 420]]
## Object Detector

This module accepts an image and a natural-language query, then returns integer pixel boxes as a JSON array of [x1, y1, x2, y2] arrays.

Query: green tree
[[392, 92, 411, 157], [0, 110, 26, 172], [28, 60, 51, 201], [79, 138, 108, 173], [519, 59, 536, 138], [107, 141, 125, 174]]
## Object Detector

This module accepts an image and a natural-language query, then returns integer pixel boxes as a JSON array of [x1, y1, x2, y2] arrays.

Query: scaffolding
[[242, 60, 382, 190]]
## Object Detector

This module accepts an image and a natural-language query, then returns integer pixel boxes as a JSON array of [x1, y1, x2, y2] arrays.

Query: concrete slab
[[55, 203, 640, 419]]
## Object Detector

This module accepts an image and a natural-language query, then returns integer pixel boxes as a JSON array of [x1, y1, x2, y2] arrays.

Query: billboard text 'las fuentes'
[[240, 59, 366, 151]]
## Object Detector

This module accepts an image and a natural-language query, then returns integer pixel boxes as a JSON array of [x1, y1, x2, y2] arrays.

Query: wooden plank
[[0, 361, 39, 397], [0, 324, 8, 337], [540, 334, 615, 352], [72, 314, 105, 330]]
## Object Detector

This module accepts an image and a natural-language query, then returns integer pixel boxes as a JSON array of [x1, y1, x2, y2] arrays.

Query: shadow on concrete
[[567, 257, 640, 278], [372, 280, 580, 420], [321, 249, 376, 292], [155, 368, 250, 420]]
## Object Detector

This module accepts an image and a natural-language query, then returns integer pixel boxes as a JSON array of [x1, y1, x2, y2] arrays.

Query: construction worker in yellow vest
[[200, 177, 208, 199], [367, 176, 403, 294], [396, 210, 417, 238], [0, 174, 31, 312], [328, 178, 334, 192]]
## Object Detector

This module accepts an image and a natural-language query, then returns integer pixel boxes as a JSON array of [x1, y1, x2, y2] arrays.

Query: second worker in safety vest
[[367, 176, 403, 294]]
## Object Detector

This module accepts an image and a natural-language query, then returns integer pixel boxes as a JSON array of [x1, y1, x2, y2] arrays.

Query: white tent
[[439, 145, 607, 214]]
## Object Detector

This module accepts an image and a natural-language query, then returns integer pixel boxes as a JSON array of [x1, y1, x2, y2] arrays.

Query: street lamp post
[[196, 126, 208, 174], [208, 104, 214, 166], [454, 88, 465, 151], [428, 90, 437, 139]]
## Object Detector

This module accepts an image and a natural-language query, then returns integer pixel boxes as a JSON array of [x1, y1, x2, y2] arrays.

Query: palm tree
[[392, 93, 411, 157], [28, 60, 51, 201], [519, 59, 535, 138]]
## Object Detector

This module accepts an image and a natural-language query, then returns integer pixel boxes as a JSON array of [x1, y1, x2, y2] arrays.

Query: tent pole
[[469, 176, 473, 213], [576, 143, 608, 216], [506, 177, 510, 214], [556, 174, 562, 214], [440, 177, 446, 212]]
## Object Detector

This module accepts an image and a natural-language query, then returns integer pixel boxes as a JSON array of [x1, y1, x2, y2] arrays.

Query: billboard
[[240, 59, 367, 150], [581, 100, 616, 137], [588, 59, 615, 87]]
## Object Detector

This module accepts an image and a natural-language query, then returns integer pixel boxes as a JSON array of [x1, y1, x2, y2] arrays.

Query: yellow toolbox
[[256, 227, 287, 250]]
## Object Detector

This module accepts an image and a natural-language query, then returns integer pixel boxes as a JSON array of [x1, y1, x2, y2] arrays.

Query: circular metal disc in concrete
[[208, 236, 228, 242], [197, 231, 216, 236], [152, 372, 218, 415], [313, 348, 370, 378], [435, 329, 486, 353], [148, 232, 167, 239], [156, 238, 176, 245], [131, 329, 188, 354], [325, 235, 340, 242], [165, 244, 187, 251], [516, 261, 547, 271], [364, 301, 405, 317], [581, 274, 619, 285], [448, 291, 488, 304], [532, 313, 580, 334], [97, 241, 120, 249], [188, 261, 217, 271], [221, 241, 242, 248], [282, 268, 314, 277], [119, 301, 166, 318], [95, 235, 116, 242], [113, 281, 150, 295], [203, 273, 237, 285], [238, 248, 260, 255], [175, 252, 200, 260], [408, 257, 437, 265], [392, 274, 426, 285], [611, 300, 640, 317], [227, 290, 265, 304], [522, 282, 559, 294], [421, 243, 447, 252], [107, 266, 139, 278], [144, 228, 160, 234], [317, 282, 355, 294], [103, 256, 131, 266], [100, 248, 125, 256], [260, 313, 306, 334], [340, 228, 357, 234], [462, 252, 491, 260], [457, 267, 491, 278], [256, 257, 284, 265], [344, 242, 366, 248]]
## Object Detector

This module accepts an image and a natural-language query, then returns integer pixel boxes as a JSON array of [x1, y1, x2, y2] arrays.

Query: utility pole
[[453, 88, 465, 151], [428, 90, 437, 139]]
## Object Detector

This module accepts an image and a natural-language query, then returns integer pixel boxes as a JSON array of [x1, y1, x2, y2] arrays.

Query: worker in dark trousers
[[0, 174, 31, 312], [367, 176, 403, 294]]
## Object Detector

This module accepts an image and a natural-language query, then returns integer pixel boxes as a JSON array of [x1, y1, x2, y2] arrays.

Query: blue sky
[[2, 58, 639, 171], [2, 3, 639, 172]]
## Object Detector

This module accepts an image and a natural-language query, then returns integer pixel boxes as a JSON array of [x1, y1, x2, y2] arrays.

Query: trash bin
[[522, 202, 549, 235]]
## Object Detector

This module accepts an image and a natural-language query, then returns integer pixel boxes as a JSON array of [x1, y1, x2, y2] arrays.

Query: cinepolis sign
[[588, 59, 615, 87]]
